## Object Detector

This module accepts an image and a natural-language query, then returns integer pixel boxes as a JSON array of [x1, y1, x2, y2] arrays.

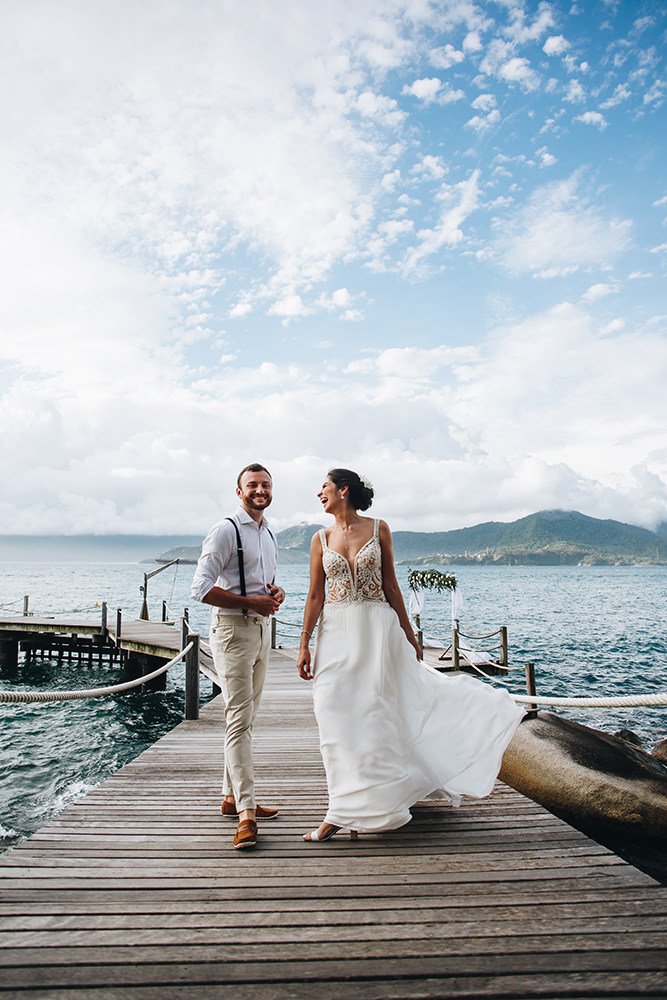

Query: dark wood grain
[[1, 648, 666, 996]]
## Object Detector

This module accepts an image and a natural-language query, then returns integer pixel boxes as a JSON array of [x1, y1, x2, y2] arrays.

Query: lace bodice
[[320, 519, 388, 606]]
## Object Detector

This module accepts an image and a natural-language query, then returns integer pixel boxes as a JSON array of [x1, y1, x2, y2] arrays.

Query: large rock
[[499, 712, 667, 841]]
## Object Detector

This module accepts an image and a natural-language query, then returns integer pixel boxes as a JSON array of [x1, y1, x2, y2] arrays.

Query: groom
[[191, 463, 285, 850]]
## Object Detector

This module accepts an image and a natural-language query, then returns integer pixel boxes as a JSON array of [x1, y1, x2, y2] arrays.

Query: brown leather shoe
[[221, 801, 279, 819], [233, 819, 257, 850]]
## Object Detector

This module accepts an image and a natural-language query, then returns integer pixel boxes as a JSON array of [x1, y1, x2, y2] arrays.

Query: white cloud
[[402, 171, 482, 274], [600, 84, 632, 108], [650, 242, 667, 253], [430, 44, 465, 69], [535, 147, 558, 168], [564, 79, 586, 102], [2, 299, 667, 534], [599, 318, 625, 334], [410, 155, 447, 180], [267, 295, 314, 322], [653, 196, 667, 207], [402, 77, 442, 103], [582, 282, 618, 302], [471, 93, 497, 112], [498, 57, 540, 92], [543, 35, 570, 56], [463, 31, 483, 52], [465, 109, 501, 132], [629, 271, 652, 278], [573, 111, 608, 130], [495, 172, 631, 275]]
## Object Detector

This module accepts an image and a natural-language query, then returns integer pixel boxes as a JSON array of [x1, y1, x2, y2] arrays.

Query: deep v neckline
[[324, 530, 375, 588]]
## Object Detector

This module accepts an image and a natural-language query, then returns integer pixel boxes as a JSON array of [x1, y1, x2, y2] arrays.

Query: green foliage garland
[[407, 568, 457, 593]]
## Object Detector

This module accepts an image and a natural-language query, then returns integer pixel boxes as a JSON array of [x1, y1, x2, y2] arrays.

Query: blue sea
[[1, 560, 667, 854]]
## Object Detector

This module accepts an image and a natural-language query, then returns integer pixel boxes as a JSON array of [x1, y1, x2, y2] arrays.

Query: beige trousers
[[209, 614, 270, 811]]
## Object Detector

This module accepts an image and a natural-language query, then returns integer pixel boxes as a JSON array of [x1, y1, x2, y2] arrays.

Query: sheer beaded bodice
[[320, 519, 387, 606]]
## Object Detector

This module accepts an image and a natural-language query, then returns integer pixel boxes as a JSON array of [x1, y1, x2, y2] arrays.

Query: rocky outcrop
[[499, 712, 667, 841]]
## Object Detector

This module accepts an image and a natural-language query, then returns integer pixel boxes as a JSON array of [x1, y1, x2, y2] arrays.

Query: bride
[[297, 468, 525, 842]]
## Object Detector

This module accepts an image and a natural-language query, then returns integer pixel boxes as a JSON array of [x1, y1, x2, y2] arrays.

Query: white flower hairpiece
[[359, 474, 373, 490]]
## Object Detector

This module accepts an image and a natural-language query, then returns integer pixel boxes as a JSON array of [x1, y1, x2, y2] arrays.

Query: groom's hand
[[268, 584, 285, 605], [248, 594, 281, 616]]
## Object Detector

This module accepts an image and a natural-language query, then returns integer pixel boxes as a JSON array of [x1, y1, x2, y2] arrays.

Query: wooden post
[[415, 614, 423, 657], [116, 608, 122, 641], [162, 601, 167, 623], [500, 626, 508, 666], [139, 574, 149, 621], [101, 603, 108, 644], [185, 632, 200, 721], [183, 607, 189, 624], [452, 625, 460, 669], [525, 662, 538, 719], [181, 615, 189, 652], [271, 617, 277, 649], [23, 595, 29, 617], [0, 640, 19, 673]]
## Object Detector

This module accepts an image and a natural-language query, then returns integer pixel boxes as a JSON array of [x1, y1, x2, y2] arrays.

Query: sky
[[1, 0, 666, 535]]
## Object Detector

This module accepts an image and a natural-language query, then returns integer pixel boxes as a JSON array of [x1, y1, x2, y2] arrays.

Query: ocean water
[[1, 560, 667, 855]]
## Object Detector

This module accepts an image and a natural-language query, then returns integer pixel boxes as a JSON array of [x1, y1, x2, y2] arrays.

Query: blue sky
[[1, 0, 666, 534]]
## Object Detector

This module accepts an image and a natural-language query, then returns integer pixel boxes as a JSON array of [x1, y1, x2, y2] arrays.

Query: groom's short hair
[[237, 463, 272, 488]]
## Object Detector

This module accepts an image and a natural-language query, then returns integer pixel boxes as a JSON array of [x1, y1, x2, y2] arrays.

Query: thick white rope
[[510, 691, 667, 708], [0, 642, 194, 704], [446, 658, 667, 708]]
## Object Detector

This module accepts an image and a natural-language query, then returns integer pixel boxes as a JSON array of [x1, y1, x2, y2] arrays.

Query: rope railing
[[0, 643, 194, 704], [510, 691, 667, 708], [445, 660, 667, 709]]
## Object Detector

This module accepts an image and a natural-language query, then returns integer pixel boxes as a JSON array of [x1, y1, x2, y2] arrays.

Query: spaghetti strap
[[373, 518, 380, 539], [319, 528, 328, 549]]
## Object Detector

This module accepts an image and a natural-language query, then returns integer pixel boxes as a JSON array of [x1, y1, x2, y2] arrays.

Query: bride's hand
[[298, 648, 313, 680], [411, 636, 422, 661]]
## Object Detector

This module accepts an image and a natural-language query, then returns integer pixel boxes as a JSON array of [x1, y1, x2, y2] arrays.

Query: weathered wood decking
[[1, 650, 667, 998]]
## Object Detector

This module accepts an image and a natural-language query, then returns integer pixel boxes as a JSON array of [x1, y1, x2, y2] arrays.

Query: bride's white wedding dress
[[312, 519, 525, 833]]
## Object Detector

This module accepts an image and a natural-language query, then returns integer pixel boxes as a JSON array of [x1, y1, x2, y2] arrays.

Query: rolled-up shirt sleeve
[[190, 521, 235, 603]]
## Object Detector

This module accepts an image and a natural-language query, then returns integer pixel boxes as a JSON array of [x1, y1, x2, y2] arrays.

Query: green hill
[[145, 511, 666, 567], [273, 523, 324, 564], [393, 510, 667, 566]]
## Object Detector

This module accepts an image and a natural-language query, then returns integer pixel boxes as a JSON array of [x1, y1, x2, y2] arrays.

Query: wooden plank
[[0, 651, 666, 996]]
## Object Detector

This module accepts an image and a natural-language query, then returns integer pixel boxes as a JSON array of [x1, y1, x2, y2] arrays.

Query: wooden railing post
[[101, 603, 108, 643], [499, 626, 508, 666], [525, 662, 537, 719], [415, 614, 423, 657], [162, 601, 167, 623], [23, 595, 29, 617], [452, 626, 460, 669], [116, 608, 122, 641], [185, 632, 200, 721], [271, 617, 277, 649]]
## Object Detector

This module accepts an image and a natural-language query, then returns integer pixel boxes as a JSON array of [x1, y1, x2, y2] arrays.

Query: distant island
[[2, 511, 665, 566], [149, 511, 667, 567]]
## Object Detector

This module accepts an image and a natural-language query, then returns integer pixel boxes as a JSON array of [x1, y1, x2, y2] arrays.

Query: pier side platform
[[1, 650, 666, 998]]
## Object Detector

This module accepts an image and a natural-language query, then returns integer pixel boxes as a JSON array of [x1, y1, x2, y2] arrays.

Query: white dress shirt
[[191, 505, 278, 617]]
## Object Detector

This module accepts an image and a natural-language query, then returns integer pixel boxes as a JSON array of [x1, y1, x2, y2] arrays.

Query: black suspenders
[[225, 518, 277, 615], [225, 518, 246, 600]]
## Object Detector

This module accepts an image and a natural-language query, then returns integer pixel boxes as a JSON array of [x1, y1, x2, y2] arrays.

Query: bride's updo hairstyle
[[328, 468, 374, 511]]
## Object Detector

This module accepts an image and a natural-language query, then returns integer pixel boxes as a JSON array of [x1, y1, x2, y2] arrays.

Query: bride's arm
[[297, 532, 326, 680], [379, 521, 422, 661]]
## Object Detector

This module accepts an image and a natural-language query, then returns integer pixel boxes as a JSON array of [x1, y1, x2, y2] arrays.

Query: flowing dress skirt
[[312, 600, 525, 832]]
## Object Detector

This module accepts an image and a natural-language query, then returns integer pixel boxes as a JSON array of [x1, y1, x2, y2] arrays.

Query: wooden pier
[[1, 650, 666, 997], [0, 613, 218, 688]]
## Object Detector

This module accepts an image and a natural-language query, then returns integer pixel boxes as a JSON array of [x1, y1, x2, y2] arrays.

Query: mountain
[[149, 523, 324, 566], [273, 523, 324, 564], [392, 510, 667, 566]]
